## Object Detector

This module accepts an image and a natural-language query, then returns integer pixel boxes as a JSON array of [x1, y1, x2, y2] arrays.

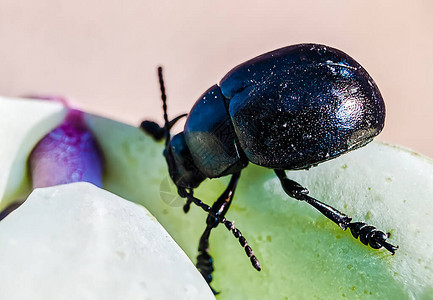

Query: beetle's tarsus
[[348, 222, 398, 254], [183, 199, 191, 213], [196, 225, 214, 287]]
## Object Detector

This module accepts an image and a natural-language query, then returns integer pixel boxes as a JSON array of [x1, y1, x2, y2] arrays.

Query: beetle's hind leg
[[274, 170, 398, 254]]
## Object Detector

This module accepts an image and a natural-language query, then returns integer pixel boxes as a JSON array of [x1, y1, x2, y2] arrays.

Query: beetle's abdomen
[[220, 44, 385, 169], [184, 85, 248, 178]]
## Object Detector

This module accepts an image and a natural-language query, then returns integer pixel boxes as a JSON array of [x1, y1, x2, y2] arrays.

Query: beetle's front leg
[[140, 114, 188, 141], [274, 170, 398, 254]]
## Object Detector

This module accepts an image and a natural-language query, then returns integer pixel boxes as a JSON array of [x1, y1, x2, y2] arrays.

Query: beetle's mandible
[[141, 43, 398, 292]]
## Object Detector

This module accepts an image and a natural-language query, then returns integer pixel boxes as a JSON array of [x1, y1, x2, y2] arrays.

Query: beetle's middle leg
[[176, 171, 261, 292], [274, 169, 398, 254], [196, 172, 240, 291]]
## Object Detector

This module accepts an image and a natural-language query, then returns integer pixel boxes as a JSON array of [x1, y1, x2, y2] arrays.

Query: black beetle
[[141, 43, 398, 290]]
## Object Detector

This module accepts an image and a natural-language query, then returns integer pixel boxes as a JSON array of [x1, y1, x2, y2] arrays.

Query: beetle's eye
[[165, 133, 205, 189]]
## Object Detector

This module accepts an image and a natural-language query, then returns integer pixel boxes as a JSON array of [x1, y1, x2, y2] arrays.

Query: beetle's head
[[152, 66, 206, 189], [164, 132, 206, 189]]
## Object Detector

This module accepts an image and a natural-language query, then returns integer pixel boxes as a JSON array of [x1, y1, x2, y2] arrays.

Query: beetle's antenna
[[183, 190, 261, 272], [158, 66, 170, 146], [141, 67, 187, 141]]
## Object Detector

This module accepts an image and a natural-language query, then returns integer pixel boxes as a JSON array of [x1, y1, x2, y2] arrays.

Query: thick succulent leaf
[[0, 182, 215, 299]]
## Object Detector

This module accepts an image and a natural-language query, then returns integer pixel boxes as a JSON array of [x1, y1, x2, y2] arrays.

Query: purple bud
[[30, 109, 104, 188]]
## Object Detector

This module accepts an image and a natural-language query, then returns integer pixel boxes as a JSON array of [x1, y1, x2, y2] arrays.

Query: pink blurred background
[[1, 1, 432, 157]]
